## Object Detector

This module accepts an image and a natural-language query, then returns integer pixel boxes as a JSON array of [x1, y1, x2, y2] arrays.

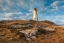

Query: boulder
[[19, 29, 38, 37]]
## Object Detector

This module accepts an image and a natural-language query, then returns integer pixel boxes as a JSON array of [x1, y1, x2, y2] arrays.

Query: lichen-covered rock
[[26, 38, 31, 41], [31, 36, 36, 39], [19, 29, 38, 37], [43, 27, 55, 31], [19, 29, 38, 40]]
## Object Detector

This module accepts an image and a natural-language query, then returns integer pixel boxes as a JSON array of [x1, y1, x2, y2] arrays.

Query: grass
[[0, 20, 64, 43], [0, 39, 7, 43]]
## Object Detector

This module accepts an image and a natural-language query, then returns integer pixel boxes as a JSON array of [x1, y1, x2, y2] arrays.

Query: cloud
[[56, 15, 64, 19], [0, 0, 46, 13], [46, 15, 64, 25], [0, 0, 14, 11], [51, 1, 59, 10], [5, 0, 14, 6], [18, 0, 30, 9], [0, 13, 3, 16], [0, 0, 64, 26], [51, 1, 64, 10], [4, 12, 23, 20], [53, 20, 64, 26]]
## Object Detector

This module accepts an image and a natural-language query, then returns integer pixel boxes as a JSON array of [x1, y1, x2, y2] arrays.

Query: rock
[[19, 29, 31, 37], [36, 25, 55, 32], [31, 36, 36, 39], [26, 38, 31, 41], [30, 30, 38, 36], [19, 29, 38, 37], [19, 29, 38, 40], [10, 24, 33, 29], [26, 36, 36, 41], [43, 27, 55, 31]]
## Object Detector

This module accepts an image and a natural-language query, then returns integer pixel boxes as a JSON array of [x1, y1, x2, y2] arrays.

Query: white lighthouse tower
[[33, 8, 38, 21]]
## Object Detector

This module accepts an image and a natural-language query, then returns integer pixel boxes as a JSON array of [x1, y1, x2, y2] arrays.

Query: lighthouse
[[33, 8, 38, 21]]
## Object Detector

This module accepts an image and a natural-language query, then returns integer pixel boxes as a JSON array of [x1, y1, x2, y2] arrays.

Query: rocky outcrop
[[19, 26, 55, 41], [19, 29, 38, 41]]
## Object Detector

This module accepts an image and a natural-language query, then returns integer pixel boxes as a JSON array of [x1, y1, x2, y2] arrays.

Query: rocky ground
[[0, 20, 64, 43]]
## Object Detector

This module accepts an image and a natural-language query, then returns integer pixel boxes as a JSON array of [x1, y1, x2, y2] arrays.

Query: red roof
[[34, 8, 37, 10]]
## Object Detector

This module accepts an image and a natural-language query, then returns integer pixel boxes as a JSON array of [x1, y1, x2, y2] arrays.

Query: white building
[[33, 8, 38, 21]]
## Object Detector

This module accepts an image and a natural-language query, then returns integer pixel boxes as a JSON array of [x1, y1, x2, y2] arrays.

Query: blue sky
[[0, 0, 64, 25]]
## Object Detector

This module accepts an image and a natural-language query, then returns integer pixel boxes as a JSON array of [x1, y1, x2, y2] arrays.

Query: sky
[[0, 0, 64, 25]]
